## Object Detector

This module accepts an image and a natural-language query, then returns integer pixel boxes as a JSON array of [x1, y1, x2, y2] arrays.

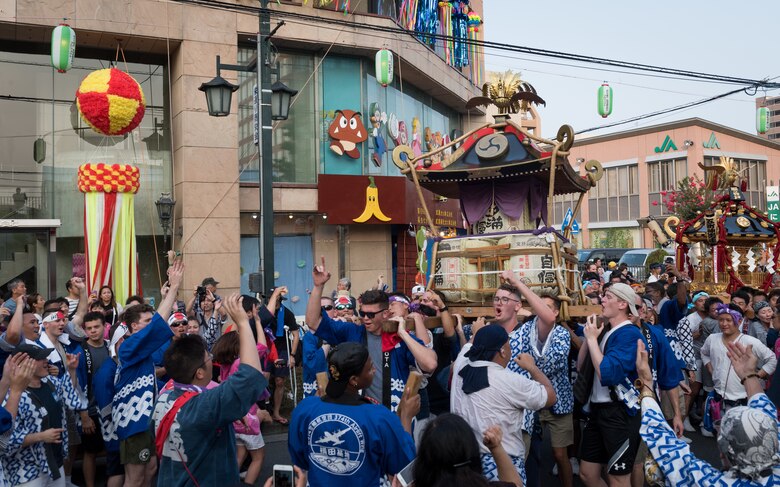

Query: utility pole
[[257, 0, 275, 296]]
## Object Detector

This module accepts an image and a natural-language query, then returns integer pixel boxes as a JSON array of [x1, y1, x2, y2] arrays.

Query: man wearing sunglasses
[[306, 257, 437, 412]]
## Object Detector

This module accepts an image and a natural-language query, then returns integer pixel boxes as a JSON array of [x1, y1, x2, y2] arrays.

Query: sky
[[482, 1, 779, 138]]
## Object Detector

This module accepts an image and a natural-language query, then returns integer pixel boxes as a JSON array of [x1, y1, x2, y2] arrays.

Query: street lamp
[[198, 56, 240, 117], [198, 10, 294, 296], [270, 81, 297, 121], [155, 192, 176, 250]]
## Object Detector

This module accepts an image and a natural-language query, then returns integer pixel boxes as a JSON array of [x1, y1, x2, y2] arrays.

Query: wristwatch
[[635, 378, 657, 401]]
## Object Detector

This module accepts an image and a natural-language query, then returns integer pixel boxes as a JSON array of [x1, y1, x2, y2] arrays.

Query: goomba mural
[[328, 109, 368, 159]]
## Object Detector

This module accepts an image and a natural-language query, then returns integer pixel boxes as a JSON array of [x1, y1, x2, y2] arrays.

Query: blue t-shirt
[[289, 396, 416, 487], [658, 298, 689, 369], [153, 364, 268, 487], [302, 331, 327, 398], [643, 323, 684, 391]]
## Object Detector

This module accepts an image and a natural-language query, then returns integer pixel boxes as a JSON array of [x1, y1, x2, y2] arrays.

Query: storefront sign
[[767, 185, 780, 222], [318, 174, 463, 227], [703, 132, 720, 149], [654, 135, 678, 153]]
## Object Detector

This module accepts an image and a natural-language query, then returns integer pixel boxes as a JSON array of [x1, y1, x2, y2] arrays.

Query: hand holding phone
[[272, 464, 294, 487]]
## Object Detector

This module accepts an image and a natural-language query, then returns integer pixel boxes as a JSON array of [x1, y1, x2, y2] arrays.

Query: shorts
[[120, 431, 155, 465], [580, 402, 641, 476], [236, 432, 265, 450], [106, 450, 123, 477], [67, 410, 81, 447], [539, 410, 574, 448], [272, 349, 289, 378], [660, 387, 687, 420], [81, 415, 105, 454]]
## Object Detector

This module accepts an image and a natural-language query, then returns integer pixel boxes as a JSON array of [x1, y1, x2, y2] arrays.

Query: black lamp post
[[155, 192, 175, 250], [198, 9, 295, 296]]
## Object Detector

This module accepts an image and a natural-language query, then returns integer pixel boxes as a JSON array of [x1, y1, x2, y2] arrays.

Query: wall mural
[[369, 102, 388, 167], [328, 109, 368, 159]]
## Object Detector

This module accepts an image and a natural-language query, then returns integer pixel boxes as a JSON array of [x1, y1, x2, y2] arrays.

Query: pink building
[[556, 118, 780, 249]]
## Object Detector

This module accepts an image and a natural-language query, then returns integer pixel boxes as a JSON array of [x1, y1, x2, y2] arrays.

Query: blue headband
[[688, 292, 709, 310]]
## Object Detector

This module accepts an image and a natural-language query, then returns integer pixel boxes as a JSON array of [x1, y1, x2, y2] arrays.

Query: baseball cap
[[168, 312, 188, 326], [325, 342, 369, 399], [606, 283, 638, 316], [12, 342, 55, 361], [201, 277, 219, 287], [411, 285, 425, 296]]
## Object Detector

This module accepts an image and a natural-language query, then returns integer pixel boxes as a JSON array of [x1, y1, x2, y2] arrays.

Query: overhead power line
[[170, 0, 779, 89]]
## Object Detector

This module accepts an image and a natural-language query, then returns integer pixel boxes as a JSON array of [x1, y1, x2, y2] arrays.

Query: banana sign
[[353, 176, 391, 222], [317, 174, 463, 227]]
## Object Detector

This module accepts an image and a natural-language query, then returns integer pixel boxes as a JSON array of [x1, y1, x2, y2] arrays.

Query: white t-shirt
[[700, 333, 777, 400], [451, 343, 548, 458], [590, 320, 632, 404], [647, 275, 659, 283]]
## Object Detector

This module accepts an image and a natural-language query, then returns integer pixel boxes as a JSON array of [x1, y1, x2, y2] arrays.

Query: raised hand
[[726, 341, 758, 381], [166, 259, 185, 290], [635, 339, 653, 384], [65, 353, 80, 372], [312, 256, 331, 287], [513, 353, 536, 372], [7, 353, 35, 392], [583, 314, 603, 341], [222, 294, 248, 327], [482, 425, 503, 450]]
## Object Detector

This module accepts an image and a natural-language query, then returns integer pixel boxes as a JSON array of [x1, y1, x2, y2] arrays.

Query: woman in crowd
[[98, 285, 122, 328]]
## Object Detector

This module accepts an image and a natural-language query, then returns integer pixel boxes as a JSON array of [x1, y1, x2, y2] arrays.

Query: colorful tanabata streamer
[[439, 1, 453, 64], [77, 163, 141, 305], [468, 11, 483, 85], [452, 1, 469, 68]]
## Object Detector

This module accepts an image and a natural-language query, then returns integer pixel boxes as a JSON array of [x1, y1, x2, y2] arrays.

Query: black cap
[[326, 342, 369, 398], [201, 277, 219, 287], [13, 342, 54, 360]]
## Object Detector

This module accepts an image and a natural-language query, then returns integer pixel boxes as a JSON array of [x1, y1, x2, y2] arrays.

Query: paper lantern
[[76, 68, 146, 136], [598, 82, 613, 118], [375, 49, 394, 87], [757, 106, 770, 134], [51, 24, 76, 73]]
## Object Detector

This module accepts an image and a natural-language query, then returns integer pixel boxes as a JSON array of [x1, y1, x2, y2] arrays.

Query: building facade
[[558, 118, 780, 250], [0, 0, 484, 311]]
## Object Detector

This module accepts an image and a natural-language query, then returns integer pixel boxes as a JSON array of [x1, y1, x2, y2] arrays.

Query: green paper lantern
[[597, 82, 613, 119], [375, 49, 394, 87], [51, 24, 76, 73], [757, 106, 770, 134]]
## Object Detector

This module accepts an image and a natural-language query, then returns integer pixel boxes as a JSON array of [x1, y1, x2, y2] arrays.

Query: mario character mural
[[328, 109, 369, 159]]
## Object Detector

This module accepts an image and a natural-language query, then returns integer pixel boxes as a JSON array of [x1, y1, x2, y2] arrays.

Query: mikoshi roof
[[394, 121, 592, 199], [679, 189, 779, 245]]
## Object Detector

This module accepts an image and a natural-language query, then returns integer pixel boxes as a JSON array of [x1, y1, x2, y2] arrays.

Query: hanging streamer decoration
[[77, 163, 141, 305], [415, 0, 439, 48], [438, 1, 453, 65], [467, 11, 482, 85], [451, 1, 469, 68], [399, 0, 420, 30]]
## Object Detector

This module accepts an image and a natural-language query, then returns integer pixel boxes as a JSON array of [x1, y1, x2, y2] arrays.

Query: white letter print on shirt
[[307, 413, 366, 475]]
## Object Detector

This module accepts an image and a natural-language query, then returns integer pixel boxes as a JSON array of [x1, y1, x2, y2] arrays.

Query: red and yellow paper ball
[[78, 163, 140, 194], [76, 68, 146, 136]]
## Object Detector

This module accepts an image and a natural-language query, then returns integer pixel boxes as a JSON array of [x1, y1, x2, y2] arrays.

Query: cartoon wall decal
[[369, 103, 388, 167], [387, 113, 399, 146], [397, 121, 408, 146], [353, 176, 392, 223], [411, 117, 423, 157], [328, 109, 368, 159]]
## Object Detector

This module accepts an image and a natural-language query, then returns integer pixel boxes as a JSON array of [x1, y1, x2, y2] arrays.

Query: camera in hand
[[196, 286, 207, 300]]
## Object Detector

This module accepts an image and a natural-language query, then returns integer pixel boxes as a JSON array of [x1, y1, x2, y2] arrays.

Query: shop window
[[588, 165, 640, 222], [647, 158, 687, 217], [238, 49, 317, 184]]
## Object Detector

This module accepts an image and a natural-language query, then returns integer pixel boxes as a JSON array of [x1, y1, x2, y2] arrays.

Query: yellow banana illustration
[[353, 176, 392, 223]]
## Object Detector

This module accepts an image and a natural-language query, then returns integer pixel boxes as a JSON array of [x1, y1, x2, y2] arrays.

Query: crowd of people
[[0, 254, 780, 486]]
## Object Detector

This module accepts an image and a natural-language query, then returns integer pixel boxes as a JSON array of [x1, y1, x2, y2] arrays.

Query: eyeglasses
[[322, 305, 334, 311], [193, 352, 214, 379], [171, 322, 187, 327], [335, 304, 354, 311], [358, 308, 387, 319], [493, 296, 520, 305]]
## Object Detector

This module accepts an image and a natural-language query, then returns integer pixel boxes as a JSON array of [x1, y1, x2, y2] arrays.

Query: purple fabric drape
[[459, 180, 549, 226]]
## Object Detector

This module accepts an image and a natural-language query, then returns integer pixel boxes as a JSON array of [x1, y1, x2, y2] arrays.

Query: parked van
[[618, 248, 675, 281], [578, 248, 633, 269]]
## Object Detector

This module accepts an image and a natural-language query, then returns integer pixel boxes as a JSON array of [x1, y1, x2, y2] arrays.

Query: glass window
[[238, 48, 316, 184], [0, 48, 171, 297]]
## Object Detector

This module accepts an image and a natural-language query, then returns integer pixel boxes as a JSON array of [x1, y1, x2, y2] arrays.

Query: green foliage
[[645, 248, 668, 273], [592, 228, 632, 249]]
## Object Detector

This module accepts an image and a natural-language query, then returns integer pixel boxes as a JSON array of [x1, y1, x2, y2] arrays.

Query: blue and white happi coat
[[2, 372, 86, 485], [641, 393, 780, 486]]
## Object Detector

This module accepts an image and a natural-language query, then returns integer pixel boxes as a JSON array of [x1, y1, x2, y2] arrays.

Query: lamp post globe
[[199, 75, 239, 117], [270, 81, 298, 121]]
